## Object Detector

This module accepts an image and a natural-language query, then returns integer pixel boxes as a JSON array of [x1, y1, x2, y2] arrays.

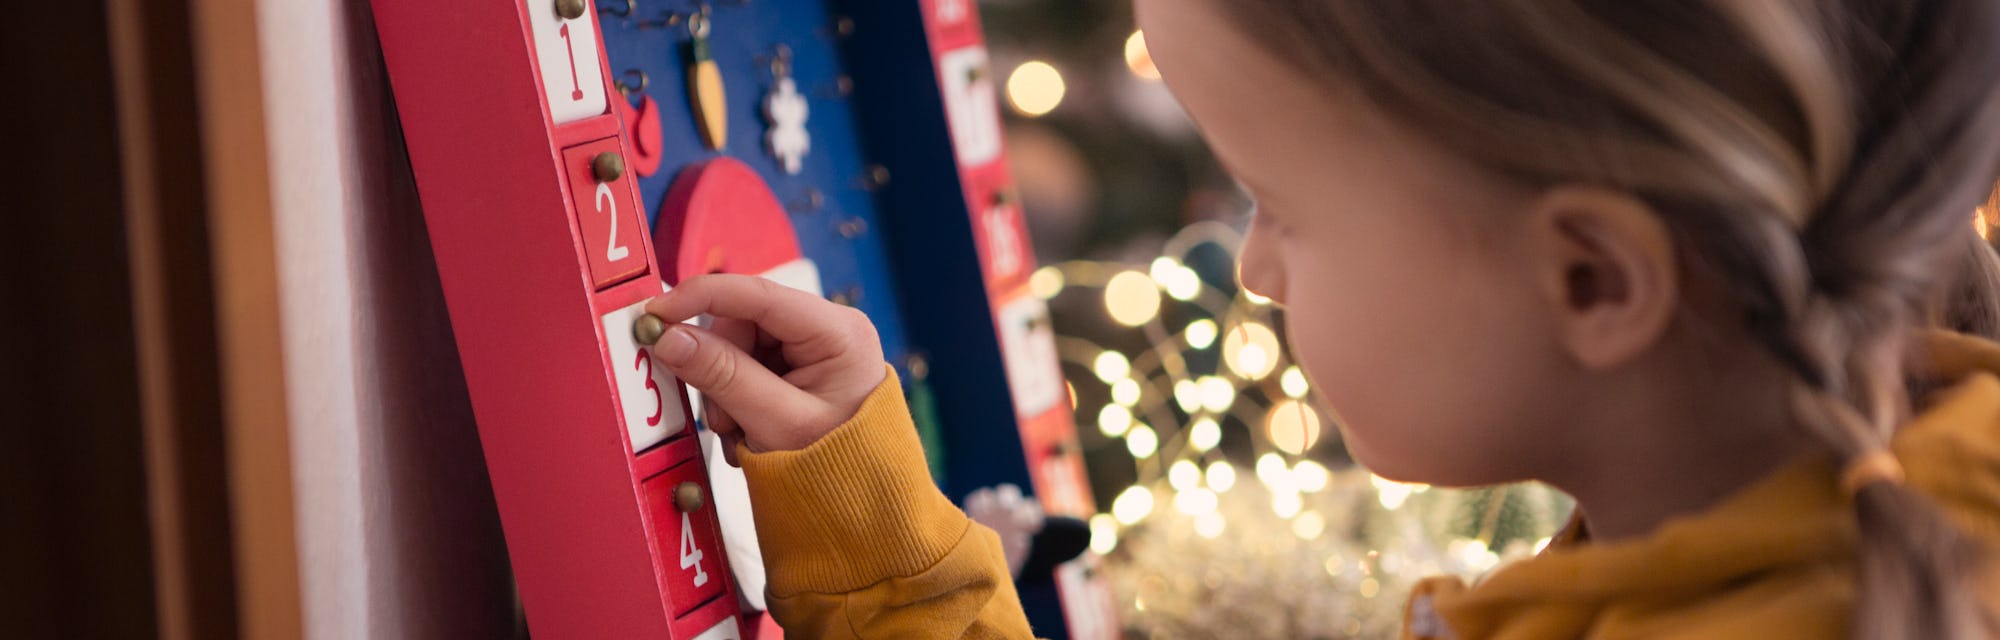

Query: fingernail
[[655, 326, 696, 365]]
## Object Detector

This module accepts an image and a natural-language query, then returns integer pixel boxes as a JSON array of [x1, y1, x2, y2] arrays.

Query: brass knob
[[592, 152, 624, 182], [555, 0, 586, 20], [674, 482, 704, 513], [633, 313, 667, 346]]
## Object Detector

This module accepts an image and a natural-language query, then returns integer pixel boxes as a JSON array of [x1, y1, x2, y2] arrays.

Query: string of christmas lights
[[1039, 222, 1572, 638]]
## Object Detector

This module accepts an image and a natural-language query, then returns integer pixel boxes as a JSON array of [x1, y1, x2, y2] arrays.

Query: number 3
[[680, 512, 709, 587], [597, 182, 631, 262], [634, 351, 663, 427]]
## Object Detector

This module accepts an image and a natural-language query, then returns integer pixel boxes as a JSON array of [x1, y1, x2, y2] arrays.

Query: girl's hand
[[642, 274, 887, 463]]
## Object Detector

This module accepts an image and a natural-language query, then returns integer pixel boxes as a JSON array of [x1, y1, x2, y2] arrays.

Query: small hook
[[816, 75, 855, 99], [770, 44, 793, 78], [687, 4, 712, 38], [615, 69, 649, 96]]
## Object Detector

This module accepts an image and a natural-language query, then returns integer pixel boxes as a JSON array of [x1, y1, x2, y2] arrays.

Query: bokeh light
[[1266, 399, 1323, 455], [1168, 459, 1202, 491], [1111, 378, 1141, 407], [1294, 459, 1331, 493], [1371, 474, 1428, 510], [1093, 350, 1131, 383], [1293, 510, 1327, 540], [1198, 375, 1235, 413], [1222, 322, 1281, 380], [1126, 424, 1159, 458], [1272, 490, 1302, 519], [1030, 266, 1065, 299], [1089, 513, 1119, 555], [1184, 318, 1218, 349], [1187, 417, 1221, 452], [1194, 511, 1226, 538], [1124, 30, 1160, 80], [1112, 485, 1155, 525], [1098, 404, 1132, 437], [1206, 460, 1237, 492], [1006, 60, 1066, 116], [1174, 487, 1218, 516], [1173, 379, 1202, 413], [1255, 453, 1290, 488], [1280, 366, 1309, 399], [1105, 270, 1162, 327]]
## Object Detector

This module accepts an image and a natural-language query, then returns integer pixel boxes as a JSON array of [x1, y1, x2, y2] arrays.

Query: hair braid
[[1226, 0, 2000, 636]]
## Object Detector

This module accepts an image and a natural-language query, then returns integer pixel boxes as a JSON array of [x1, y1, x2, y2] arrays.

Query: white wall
[[256, 0, 517, 636]]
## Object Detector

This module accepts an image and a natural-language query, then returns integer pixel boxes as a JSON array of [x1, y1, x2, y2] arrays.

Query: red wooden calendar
[[373, 0, 1121, 636], [370, 0, 745, 637]]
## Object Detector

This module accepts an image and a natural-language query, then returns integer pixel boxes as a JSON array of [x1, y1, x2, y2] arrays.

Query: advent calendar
[[371, 0, 1116, 637]]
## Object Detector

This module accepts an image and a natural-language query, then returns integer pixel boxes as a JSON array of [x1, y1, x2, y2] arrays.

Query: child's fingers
[[720, 431, 744, 468], [650, 322, 828, 450], [646, 274, 844, 345], [703, 402, 740, 446]]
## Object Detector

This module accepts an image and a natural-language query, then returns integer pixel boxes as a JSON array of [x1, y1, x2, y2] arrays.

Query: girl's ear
[[1527, 186, 1679, 370]]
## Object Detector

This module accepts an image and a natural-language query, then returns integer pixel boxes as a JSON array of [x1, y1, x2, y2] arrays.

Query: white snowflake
[[764, 77, 810, 175]]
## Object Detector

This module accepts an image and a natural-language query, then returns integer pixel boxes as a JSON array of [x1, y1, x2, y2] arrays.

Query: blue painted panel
[[600, 1, 911, 376], [603, 3, 1075, 636]]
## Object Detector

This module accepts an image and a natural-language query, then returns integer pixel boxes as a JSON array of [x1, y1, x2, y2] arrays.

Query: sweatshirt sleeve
[[736, 366, 1037, 639]]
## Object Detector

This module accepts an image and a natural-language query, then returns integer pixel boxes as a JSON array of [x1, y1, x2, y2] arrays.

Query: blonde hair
[[1223, 1, 2000, 637]]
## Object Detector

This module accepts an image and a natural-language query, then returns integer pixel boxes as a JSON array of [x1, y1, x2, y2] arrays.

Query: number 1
[[558, 23, 585, 101]]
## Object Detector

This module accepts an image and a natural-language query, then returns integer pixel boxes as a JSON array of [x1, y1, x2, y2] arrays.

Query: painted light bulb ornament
[[686, 7, 727, 150]]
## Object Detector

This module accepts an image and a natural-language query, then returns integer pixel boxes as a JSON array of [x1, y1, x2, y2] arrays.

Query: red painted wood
[[643, 460, 732, 619], [653, 157, 803, 283], [620, 96, 666, 178], [564, 137, 650, 289], [914, 1, 1117, 636], [370, 0, 742, 637]]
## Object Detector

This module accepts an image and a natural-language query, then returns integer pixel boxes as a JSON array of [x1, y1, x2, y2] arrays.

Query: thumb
[[650, 323, 826, 449]]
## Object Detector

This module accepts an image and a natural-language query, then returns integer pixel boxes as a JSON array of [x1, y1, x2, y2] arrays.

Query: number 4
[[680, 512, 709, 587]]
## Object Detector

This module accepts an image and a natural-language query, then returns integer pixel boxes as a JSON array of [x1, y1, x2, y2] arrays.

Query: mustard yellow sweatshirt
[[737, 369, 1036, 638], [1405, 331, 2000, 639], [739, 334, 2000, 639]]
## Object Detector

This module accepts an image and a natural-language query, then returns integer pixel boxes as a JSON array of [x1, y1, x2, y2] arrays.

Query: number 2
[[679, 512, 709, 587], [596, 182, 630, 262]]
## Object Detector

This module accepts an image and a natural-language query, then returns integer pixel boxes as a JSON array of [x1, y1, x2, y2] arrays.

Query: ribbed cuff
[[739, 366, 969, 596]]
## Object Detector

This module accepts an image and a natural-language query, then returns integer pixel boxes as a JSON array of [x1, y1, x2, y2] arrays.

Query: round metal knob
[[592, 152, 625, 182], [633, 313, 667, 346], [555, 0, 586, 20], [674, 482, 704, 513]]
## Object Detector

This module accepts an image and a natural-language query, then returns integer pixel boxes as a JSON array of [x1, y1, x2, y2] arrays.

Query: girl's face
[[1138, 0, 1579, 485]]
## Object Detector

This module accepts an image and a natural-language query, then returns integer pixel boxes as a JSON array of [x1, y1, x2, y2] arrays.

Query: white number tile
[[602, 298, 686, 453], [996, 295, 1063, 418], [939, 47, 1003, 167], [526, 0, 609, 125]]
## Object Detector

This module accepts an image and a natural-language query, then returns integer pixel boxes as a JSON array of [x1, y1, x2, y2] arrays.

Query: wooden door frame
[[110, 0, 303, 635]]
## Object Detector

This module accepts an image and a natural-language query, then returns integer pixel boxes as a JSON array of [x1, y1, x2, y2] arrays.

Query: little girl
[[643, 1, 2000, 637]]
